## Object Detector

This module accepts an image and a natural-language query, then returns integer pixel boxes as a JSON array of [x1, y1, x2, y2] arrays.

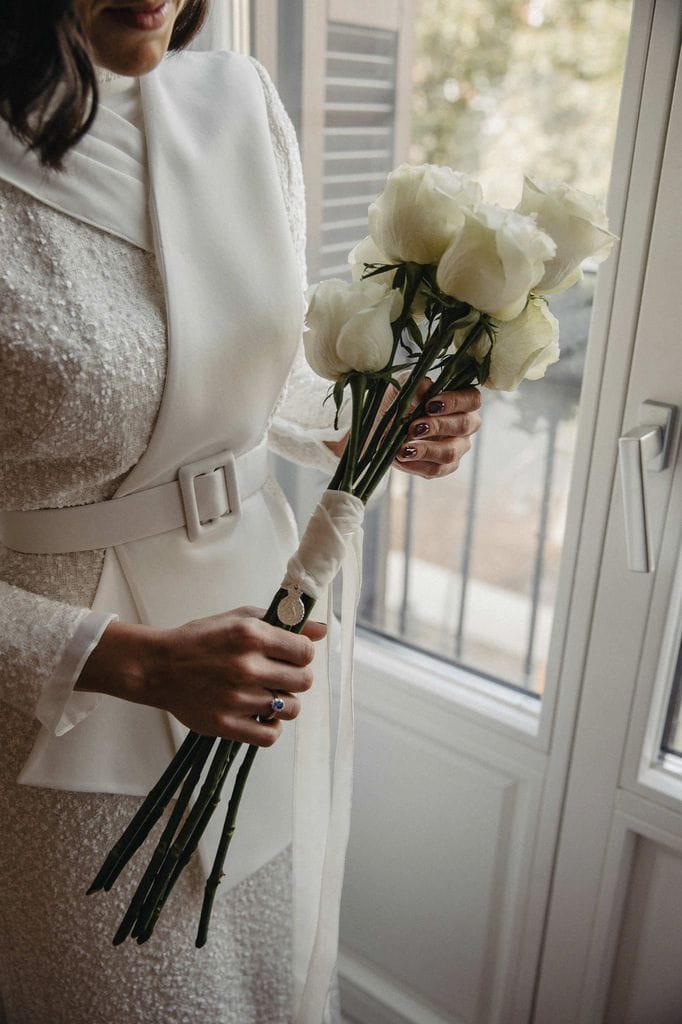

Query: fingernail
[[427, 400, 445, 414], [413, 422, 430, 436], [401, 446, 418, 460]]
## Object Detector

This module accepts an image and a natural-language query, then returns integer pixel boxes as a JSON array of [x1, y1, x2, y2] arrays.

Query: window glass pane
[[360, 0, 631, 695]]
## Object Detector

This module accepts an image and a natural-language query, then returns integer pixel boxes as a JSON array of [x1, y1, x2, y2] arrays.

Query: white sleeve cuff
[[35, 610, 117, 737]]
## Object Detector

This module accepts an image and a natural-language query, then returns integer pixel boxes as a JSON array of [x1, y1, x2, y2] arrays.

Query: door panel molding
[[581, 808, 682, 1023], [341, 679, 543, 1023]]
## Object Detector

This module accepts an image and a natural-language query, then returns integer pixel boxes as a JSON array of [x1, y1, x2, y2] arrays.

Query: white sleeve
[[0, 579, 110, 734], [35, 608, 116, 736]]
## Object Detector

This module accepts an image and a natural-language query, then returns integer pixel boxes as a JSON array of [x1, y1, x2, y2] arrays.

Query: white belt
[[0, 442, 270, 554]]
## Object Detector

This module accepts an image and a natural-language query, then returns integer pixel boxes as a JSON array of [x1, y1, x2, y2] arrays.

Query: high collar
[[96, 67, 144, 133], [96, 66, 135, 89]]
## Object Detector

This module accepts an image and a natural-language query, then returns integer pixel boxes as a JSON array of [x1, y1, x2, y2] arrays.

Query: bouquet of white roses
[[88, 165, 614, 947]]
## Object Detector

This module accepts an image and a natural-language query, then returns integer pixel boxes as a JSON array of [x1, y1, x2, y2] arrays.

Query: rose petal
[[475, 296, 560, 390]]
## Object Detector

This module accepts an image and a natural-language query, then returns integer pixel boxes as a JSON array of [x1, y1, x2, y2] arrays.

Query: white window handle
[[618, 400, 676, 573]]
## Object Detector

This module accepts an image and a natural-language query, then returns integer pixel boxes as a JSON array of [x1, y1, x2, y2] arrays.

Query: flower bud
[[304, 278, 402, 380]]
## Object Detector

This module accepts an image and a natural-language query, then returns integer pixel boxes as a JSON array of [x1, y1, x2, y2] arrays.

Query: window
[[258, 0, 632, 696]]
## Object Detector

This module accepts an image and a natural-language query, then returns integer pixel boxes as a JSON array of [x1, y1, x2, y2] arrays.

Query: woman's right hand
[[75, 607, 325, 747]]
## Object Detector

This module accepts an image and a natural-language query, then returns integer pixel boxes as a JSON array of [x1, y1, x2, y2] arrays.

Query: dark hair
[[0, 0, 209, 169]]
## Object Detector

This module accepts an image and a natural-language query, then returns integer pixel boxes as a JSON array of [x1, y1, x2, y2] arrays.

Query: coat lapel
[[123, 50, 304, 493], [0, 102, 151, 251]]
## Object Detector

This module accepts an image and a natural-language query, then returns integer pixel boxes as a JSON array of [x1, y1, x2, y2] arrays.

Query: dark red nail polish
[[402, 446, 418, 459], [413, 422, 429, 436], [427, 400, 445, 414]]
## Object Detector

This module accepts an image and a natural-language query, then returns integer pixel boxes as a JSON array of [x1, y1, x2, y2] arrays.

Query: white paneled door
[[248, 2, 682, 1021]]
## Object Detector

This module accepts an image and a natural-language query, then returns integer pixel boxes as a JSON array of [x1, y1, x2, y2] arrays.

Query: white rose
[[368, 163, 482, 265], [304, 278, 402, 381], [517, 177, 616, 294], [436, 203, 556, 320], [471, 295, 560, 390]]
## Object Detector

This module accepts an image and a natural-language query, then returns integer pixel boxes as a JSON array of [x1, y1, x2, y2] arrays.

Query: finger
[[422, 387, 481, 417], [300, 620, 327, 642], [412, 376, 434, 398], [408, 410, 482, 440], [229, 609, 326, 647], [406, 376, 434, 413], [216, 715, 283, 747], [241, 654, 315, 694], [232, 605, 268, 620], [260, 626, 316, 667], [395, 436, 472, 469], [395, 458, 457, 480]]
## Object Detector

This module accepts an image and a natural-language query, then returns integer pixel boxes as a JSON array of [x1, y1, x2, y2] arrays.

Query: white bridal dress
[[0, 51, 344, 1024]]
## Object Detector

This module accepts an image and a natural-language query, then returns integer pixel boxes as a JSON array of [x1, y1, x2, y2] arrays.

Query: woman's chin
[[87, 2, 182, 76], [91, 37, 172, 77]]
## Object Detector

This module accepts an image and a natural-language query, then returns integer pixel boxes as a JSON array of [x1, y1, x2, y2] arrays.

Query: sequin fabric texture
[[0, 61, 341, 1024]]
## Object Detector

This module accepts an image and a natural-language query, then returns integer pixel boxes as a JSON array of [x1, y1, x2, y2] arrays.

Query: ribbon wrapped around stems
[[279, 489, 365, 616]]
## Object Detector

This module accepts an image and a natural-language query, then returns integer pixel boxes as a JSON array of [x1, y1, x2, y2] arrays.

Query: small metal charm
[[277, 586, 305, 626]]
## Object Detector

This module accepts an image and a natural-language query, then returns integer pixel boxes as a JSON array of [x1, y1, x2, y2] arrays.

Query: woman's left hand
[[394, 384, 482, 479]]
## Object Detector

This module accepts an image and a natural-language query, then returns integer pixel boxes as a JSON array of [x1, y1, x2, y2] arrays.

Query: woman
[[0, 2, 482, 1022]]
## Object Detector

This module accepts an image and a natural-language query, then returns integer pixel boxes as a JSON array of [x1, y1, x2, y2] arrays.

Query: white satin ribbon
[[281, 490, 364, 601], [286, 490, 365, 1024]]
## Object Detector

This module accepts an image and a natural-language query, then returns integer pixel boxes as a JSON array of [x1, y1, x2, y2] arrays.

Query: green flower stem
[[351, 385, 401, 482], [112, 734, 217, 945], [138, 740, 241, 942], [133, 738, 236, 942], [354, 378, 391, 472], [327, 457, 345, 493], [340, 374, 367, 493], [195, 742, 259, 948], [393, 262, 426, 336], [87, 729, 204, 895], [326, 377, 386, 494]]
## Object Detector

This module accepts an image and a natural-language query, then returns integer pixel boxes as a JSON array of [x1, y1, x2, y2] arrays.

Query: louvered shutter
[[251, 1, 413, 281], [299, 1, 414, 282]]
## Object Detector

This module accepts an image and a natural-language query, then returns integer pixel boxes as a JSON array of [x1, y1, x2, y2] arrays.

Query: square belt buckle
[[178, 450, 241, 543]]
